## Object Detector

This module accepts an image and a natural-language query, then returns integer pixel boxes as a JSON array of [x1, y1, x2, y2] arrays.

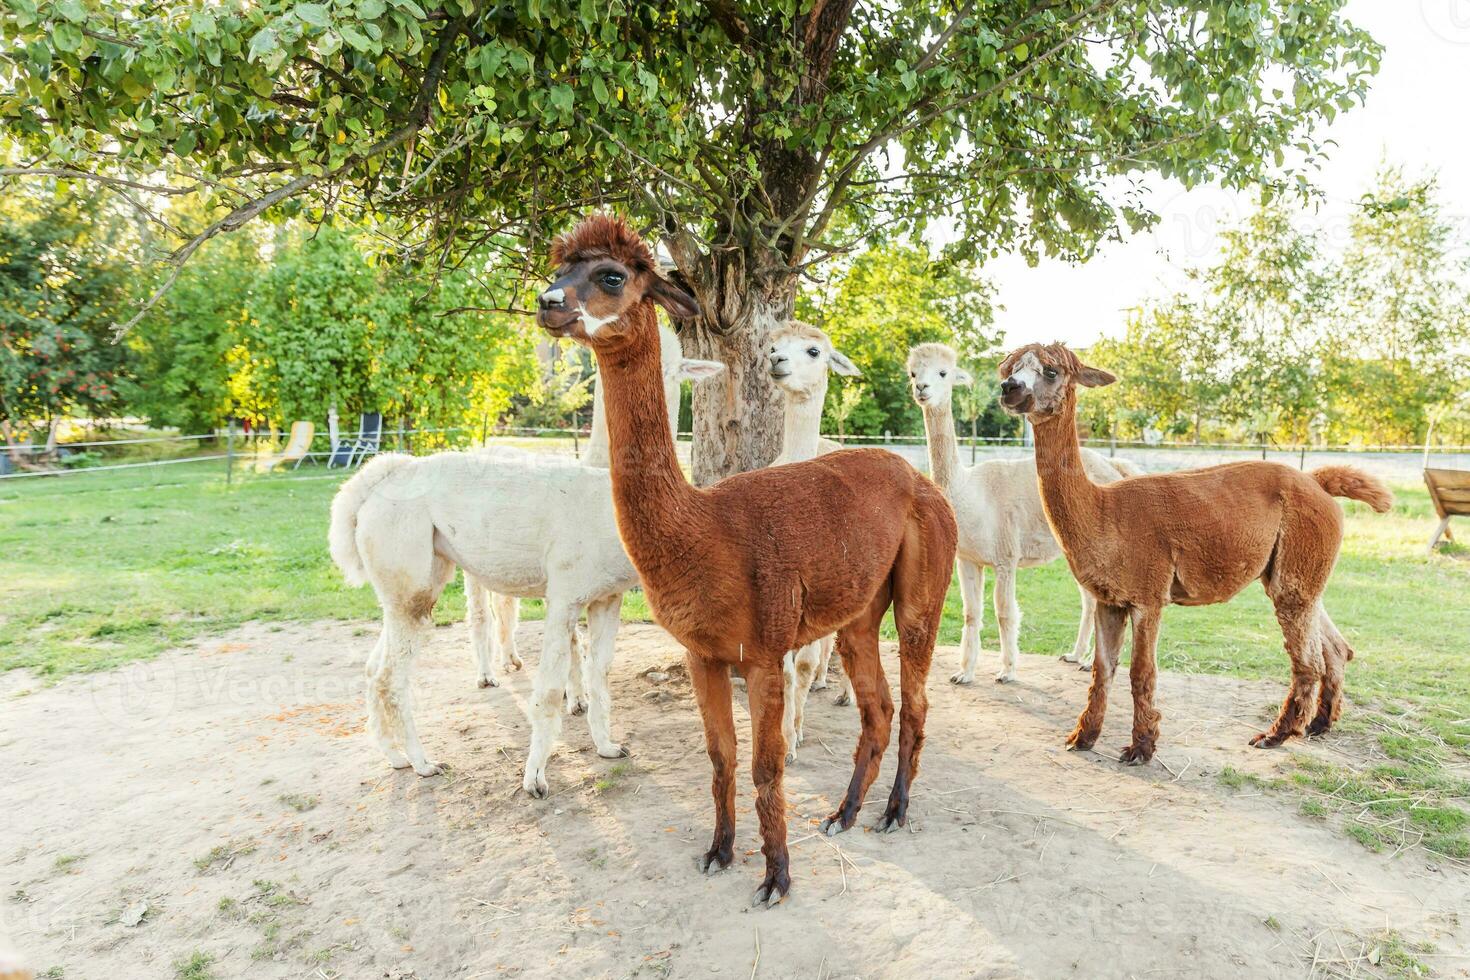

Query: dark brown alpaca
[[535, 216, 957, 906], [997, 343, 1393, 763]]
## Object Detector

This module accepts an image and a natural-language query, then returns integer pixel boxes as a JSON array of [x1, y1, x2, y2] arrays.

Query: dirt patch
[[2, 620, 1466, 978]]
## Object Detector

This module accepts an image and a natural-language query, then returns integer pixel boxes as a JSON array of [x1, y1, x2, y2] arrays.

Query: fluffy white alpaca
[[331, 329, 722, 794], [765, 321, 859, 755], [463, 328, 688, 693], [907, 343, 1140, 682]]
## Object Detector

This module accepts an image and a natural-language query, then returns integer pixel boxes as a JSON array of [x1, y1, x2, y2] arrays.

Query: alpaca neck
[[596, 304, 698, 569], [1030, 392, 1104, 550], [780, 379, 827, 463], [920, 399, 964, 490], [585, 380, 610, 468]]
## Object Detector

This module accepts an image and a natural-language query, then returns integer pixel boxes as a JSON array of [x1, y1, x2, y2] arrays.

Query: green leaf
[[591, 75, 608, 105], [175, 129, 198, 156], [294, 3, 330, 27], [247, 27, 278, 63], [357, 0, 385, 18], [51, 22, 82, 53], [339, 23, 372, 52], [55, 0, 86, 24]]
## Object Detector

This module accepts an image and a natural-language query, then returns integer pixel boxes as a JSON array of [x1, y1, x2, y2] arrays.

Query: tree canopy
[[2, 0, 1382, 477]]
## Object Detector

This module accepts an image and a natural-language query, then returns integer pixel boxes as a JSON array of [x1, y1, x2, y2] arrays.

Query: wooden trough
[[1424, 466, 1468, 553]]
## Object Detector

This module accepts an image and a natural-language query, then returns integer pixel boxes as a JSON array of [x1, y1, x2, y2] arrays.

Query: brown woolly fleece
[[535, 215, 958, 907], [997, 342, 1393, 765]]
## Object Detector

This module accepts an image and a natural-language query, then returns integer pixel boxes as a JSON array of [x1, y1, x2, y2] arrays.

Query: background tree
[[2, 0, 1380, 480], [0, 187, 133, 457]]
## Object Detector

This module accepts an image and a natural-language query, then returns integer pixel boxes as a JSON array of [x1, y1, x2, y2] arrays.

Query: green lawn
[[3, 459, 1468, 854]]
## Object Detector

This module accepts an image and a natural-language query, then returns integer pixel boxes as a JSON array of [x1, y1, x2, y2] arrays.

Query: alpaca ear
[[677, 358, 725, 382], [996, 350, 1022, 378], [954, 367, 975, 386], [1078, 365, 1116, 388], [828, 350, 862, 377], [648, 276, 701, 320]]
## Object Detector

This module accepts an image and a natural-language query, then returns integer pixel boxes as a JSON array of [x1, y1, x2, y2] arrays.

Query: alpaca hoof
[[477, 676, 497, 689], [1065, 730, 1097, 752], [1078, 661, 1094, 672], [1118, 744, 1153, 766], [508, 654, 524, 670], [696, 846, 732, 875], [412, 760, 445, 777], [1249, 731, 1286, 749], [819, 813, 854, 837], [875, 810, 906, 833], [833, 692, 851, 706], [949, 672, 974, 685], [784, 750, 796, 765], [1060, 652, 1080, 664], [810, 678, 828, 692], [523, 772, 549, 798], [1306, 716, 1332, 737], [388, 757, 413, 771], [993, 670, 1017, 684], [566, 697, 588, 717], [751, 872, 790, 908], [597, 744, 629, 760]]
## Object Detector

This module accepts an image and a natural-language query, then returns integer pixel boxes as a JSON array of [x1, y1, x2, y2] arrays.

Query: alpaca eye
[[600, 272, 625, 288], [1043, 368, 1058, 380], [806, 348, 820, 358], [939, 370, 947, 378]]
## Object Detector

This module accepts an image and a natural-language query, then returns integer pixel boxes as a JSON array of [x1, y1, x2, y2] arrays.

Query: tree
[[1325, 166, 1470, 443], [0, 187, 133, 456], [3, 0, 1381, 479], [124, 222, 266, 434]]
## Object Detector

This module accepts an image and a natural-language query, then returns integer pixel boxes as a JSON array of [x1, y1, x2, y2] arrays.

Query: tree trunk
[[667, 240, 795, 486]]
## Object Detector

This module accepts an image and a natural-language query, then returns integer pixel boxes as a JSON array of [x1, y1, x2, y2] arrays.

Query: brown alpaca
[[534, 216, 957, 906], [997, 343, 1393, 763]]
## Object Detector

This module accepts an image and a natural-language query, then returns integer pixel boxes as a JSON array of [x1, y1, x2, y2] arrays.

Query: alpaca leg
[[687, 651, 737, 876], [565, 623, 589, 716], [950, 560, 985, 684], [832, 634, 855, 706], [877, 603, 939, 832], [582, 594, 628, 760], [523, 598, 579, 797], [781, 641, 821, 762], [1064, 586, 1097, 670], [821, 598, 893, 836], [1308, 606, 1352, 735], [1120, 607, 1163, 765], [1252, 598, 1324, 749], [811, 633, 835, 691], [490, 590, 522, 671], [1066, 603, 1127, 752], [744, 661, 791, 907], [364, 629, 410, 770], [466, 575, 498, 689], [384, 613, 443, 777], [992, 563, 1021, 684]]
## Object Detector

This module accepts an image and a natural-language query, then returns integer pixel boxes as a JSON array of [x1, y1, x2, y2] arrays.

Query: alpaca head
[[906, 343, 973, 408], [997, 343, 1115, 419], [536, 215, 701, 350], [767, 321, 860, 400]]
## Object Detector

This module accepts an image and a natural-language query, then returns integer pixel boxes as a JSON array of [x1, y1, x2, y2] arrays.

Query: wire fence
[[3, 424, 1467, 498]]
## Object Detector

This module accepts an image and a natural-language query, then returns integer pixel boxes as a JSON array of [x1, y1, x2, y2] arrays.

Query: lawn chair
[[328, 412, 383, 469], [1422, 395, 1469, 554], [255, 420, 315, 473]]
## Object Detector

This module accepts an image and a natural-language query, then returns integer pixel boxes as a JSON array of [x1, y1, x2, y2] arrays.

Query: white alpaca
[[764, 322, 859, 756], [331, 328, 722, 795], [462, 330, 684, 695], [907, 343, 1141, 683]]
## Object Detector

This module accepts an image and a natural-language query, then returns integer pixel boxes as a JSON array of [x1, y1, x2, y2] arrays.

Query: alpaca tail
[[328, 453, 415, 587], [1109, 457, 1145, 479], [1310, 466, 1394, 513]]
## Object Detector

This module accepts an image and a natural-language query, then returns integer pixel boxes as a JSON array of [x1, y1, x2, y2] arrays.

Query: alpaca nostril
[[539, 287, 566, 310], [1000, 378, 1020, 394]]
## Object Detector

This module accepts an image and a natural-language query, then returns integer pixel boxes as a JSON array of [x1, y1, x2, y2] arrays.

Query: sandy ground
[[2, 620, 1467, 979]]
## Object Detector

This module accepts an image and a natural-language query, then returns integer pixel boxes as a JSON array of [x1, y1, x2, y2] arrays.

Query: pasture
[[2, 463, 1468, 977]]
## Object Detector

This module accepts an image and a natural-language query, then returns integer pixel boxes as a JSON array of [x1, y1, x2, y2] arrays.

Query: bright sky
[[986, 1, 1470, 349]]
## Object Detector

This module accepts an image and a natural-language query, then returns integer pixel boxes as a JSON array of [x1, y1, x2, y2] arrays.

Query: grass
[[4, 462, 1468, 856], [172, 951, 216, 980]]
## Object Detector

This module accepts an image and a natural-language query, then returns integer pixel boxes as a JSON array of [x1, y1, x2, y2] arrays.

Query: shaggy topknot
[[550, 214, 656, 275], [997, 342, 1083, 379]]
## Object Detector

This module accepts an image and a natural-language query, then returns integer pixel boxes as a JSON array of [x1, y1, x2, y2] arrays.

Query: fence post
[[1299, 444, 1306, 470], [225, 420, 235, 486]]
